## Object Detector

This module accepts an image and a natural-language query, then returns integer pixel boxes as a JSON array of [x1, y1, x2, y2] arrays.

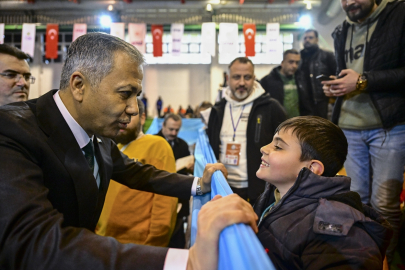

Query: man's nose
[[346, 0, 355, 6], [125, 96, 139, 116], [239, 77, 245, 85], [15, 75, 28, 86]]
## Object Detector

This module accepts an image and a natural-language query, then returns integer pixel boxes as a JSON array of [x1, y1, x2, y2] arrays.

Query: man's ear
[[140, 112, 146, 126], [69, 71, 86, 102], [309, 160, 324, 175]]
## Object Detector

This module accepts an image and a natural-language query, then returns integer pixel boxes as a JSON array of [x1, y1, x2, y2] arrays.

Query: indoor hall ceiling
[[0, 0, 331, 25]]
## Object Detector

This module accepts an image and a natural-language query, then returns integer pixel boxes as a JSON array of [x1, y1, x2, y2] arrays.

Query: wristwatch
[[356, 74, 368, 91], [196, 177, 203, 196]]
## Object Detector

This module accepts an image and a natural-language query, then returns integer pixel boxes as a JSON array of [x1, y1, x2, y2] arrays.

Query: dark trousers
[[310, 98, 329, 120]]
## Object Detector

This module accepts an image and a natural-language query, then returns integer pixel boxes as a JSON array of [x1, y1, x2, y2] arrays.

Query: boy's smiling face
[[256, 128, 310, 192]]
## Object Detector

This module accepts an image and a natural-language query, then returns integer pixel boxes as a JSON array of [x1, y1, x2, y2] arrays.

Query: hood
[[345, 0, 392, 26], [223, 81, 265, 107]]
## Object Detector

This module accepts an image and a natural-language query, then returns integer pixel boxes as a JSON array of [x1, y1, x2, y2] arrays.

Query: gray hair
[[60, 32, 145, 90], [163, 113, 182, 126]]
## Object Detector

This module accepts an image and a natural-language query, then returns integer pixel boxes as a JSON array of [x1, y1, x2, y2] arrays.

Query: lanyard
[[229, 104, 246, 141]]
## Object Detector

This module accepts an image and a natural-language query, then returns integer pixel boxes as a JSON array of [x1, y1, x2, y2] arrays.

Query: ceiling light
[[209, 0, 220, 4], [305, 1, 312, 9], [107, 5, 113, 11], [206, 3, 213, 11], [100, 15, 112, 27], [298, 15, 312, 29]]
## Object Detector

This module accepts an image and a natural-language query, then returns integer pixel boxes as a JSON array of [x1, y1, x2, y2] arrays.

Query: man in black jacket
[[206, 57, 287, 205], [299, 29, 336, 119], [260, 49, 312, 118], [322, 0, 405, 262]]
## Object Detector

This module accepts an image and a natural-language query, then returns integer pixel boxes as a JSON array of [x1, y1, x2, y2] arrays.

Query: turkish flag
[[151, 25, 163, 57], [46, 24, 59, 59], [243, 24, 256, 57]]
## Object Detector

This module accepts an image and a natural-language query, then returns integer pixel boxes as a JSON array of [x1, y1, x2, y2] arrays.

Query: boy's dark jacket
[[254, 168, 393, 270]]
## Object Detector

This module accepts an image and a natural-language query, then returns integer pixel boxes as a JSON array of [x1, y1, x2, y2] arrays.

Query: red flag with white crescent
[[243, 24, 256, 57], [46, 24, 59, 59], [151, 25, 163, 57]]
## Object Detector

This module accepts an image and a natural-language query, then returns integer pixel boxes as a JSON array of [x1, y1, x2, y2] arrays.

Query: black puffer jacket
[[206, 94, 286, 204], [331, 0, 405, 129], [260, 66, 312, 116], [300, 47, 337, 103], [254, 168, 393, 270]]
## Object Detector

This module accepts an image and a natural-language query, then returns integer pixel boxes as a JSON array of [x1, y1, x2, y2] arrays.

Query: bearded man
[[96, 98, 178, 247], [206, 57, 287, 205], [322, 0, 405, 263]]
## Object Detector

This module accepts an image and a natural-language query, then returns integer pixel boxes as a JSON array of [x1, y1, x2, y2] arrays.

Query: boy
[[254, 116, 392, 269]]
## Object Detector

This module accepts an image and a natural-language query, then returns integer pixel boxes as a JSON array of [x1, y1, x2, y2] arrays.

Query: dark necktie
[[82, 140, 95, 172]]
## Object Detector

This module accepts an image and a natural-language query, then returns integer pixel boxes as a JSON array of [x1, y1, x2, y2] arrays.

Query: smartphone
[[316, 74, 333, 81]]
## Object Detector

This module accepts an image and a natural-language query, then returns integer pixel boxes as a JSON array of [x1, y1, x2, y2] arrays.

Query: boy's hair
[[275, 116, 347, 177]]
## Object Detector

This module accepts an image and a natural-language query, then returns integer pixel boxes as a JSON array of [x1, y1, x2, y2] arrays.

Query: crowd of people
[[0, 0, 404, 269]]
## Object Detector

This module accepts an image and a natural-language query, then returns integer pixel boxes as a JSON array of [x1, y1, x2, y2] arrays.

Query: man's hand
[[187, 194, 258, 270], [200, 163, 227, 193], [321, 69, 360, 97]]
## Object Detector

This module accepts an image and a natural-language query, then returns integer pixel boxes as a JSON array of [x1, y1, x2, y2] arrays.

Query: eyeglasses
[[0, 72, 36, 84]]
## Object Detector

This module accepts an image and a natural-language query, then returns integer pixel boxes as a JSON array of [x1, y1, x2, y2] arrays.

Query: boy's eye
[[274, 145, 282, 150]]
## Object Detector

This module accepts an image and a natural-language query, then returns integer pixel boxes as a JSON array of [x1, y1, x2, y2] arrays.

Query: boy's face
[[256, 128, 309, 190]]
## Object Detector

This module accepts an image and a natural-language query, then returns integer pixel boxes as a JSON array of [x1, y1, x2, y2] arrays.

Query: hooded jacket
[[254, 168, 393, 270], [331, 0, 405, 129], [206, 88, 286, 204]]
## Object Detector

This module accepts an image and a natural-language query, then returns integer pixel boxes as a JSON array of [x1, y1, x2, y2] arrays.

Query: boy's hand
[[200, 163, 227, 193], [321, 69, 360, 97], [187, 194, 258, 270]]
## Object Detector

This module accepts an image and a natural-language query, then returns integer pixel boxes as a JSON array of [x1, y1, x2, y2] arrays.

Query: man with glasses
[[0, 44, 34, 106]]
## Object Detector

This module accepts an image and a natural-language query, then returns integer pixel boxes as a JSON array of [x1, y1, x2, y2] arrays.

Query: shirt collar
[[53, 90, 92, 149]]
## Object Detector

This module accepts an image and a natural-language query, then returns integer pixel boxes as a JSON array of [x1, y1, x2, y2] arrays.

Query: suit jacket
[[0, 90, 194, 270]]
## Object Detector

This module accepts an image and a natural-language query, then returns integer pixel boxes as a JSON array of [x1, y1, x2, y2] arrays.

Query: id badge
[[224, 142, 241, 166]]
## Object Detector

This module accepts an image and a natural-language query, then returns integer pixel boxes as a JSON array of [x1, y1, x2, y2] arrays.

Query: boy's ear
[[309, 160, 324, 175]]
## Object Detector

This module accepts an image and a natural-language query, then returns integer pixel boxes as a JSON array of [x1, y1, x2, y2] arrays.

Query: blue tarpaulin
[[145, 117, 205, 146]]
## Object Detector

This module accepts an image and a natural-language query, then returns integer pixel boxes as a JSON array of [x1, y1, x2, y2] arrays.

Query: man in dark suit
[[0, 33, 257, 270]]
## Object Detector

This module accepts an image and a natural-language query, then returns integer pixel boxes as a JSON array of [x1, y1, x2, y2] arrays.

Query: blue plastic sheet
[[191, 129, 275, 270], [145, 117, 205, 146]]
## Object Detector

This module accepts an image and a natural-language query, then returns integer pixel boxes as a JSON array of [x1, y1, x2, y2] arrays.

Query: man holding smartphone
[[299, 29, 336, 119], [322, 0, 405, 264]]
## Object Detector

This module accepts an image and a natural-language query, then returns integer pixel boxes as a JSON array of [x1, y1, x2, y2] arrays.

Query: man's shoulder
[[0, 101, 36, 130], [141, 134, 172, 147], [261, 68, 280, 82]]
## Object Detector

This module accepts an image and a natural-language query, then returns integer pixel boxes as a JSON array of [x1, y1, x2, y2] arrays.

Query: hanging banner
[[0, 24, 4, 44], [73, 24, 87, 42], [45, 24, 59, 59], [171, 23, 184, 56], [266, 23, 282, 63], [151, 24, 163, 57], [21, 23, 36, 57], [110, 23, 125, 40], [201, 22, 216, 57], [128, 23, 146, 54], [243, 24, 256, 57], [219, 23, 239, 62]]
